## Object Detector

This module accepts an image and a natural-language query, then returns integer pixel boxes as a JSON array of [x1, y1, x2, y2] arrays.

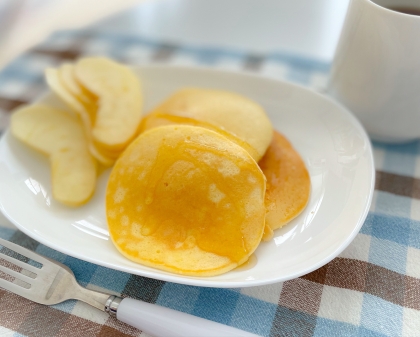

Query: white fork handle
[[117, 298, 261, 337]]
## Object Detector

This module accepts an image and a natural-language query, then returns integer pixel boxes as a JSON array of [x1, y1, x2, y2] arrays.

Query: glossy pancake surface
[[106, 125, 266, 276], [259, 131, 310, 231], [140, 88, 273, 161]]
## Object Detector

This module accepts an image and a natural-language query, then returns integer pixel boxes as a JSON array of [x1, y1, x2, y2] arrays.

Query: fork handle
[[116, 298, 260, 337]]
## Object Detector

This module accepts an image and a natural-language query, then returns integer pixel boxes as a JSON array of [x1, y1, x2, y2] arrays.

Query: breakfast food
[[75, 57, 143, 152], [59, 63, 93, 106], [106, 125, 266, 276], [138, 88, 310, 242], [259, 131, 311, 233], [9, 57, 311, 276], [46, 57, 143, 165], [140, 88, 273, 161], [11, 104, 96, 206], [45, 67, 113, 169]]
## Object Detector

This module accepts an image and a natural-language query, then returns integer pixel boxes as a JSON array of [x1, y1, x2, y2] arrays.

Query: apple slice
[[74, 57, 143, 152], [59, 63, 94, 106], [88, 143, 116, 166], [45, 67, 117, 166], [11, 104, 97, 206], [45, 68, 87, 118]]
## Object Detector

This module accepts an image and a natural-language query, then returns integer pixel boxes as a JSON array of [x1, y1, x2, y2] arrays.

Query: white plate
[[0, 66, 374, 288]]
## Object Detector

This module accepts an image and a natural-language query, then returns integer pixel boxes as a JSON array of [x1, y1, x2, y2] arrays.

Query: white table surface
[[0, 0, 350, 70]]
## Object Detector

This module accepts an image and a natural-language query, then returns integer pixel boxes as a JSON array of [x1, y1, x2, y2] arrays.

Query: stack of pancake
[[106, 88, 310, 276]]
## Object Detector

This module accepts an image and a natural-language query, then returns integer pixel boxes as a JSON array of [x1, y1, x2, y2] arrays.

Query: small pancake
[[259, 131, 310, 234], [106, 125, 266, 276], [140, 88, 273, 161]]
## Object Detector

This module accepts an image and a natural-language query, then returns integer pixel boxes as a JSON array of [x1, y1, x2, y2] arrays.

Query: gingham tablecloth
[[0, 30, 419, 337]]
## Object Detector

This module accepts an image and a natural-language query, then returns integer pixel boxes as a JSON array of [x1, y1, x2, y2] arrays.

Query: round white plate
[[0, 66, 374, 288]]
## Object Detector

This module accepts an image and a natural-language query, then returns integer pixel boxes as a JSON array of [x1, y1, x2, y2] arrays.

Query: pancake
[[259, 131, 310, 235], [140, 88, 273, 161], [106, 125, 267, 276]]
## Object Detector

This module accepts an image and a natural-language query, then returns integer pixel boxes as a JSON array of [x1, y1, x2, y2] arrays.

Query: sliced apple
[[45, 67, 93, 141], [75, 57, 143, 152], [11, 104, 97, 206], [59, 63, 94, 106], [88, 144, 116, 167], [45, 67, 116, 166], [45, 68, 87, 118]]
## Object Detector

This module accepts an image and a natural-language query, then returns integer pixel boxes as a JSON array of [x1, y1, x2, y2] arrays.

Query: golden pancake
[[106, 125, 266, 276], [259, 131, 310, 235], [140, 88, 273, 161]]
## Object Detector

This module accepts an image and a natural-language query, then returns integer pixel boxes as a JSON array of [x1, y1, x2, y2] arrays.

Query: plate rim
[[0, 64, 375, 288]]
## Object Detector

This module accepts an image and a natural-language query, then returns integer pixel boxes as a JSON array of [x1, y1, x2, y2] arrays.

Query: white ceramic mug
[[327, 0, 420, 143]]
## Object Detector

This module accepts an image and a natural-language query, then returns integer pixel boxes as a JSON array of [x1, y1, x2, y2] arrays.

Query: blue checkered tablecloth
[[0, 29, 419, 337]]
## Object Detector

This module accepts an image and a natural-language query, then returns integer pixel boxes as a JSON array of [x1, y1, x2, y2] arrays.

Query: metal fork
[[0, 237, 259, 337]]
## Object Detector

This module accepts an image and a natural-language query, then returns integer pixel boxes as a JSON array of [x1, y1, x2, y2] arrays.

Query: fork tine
[[0, 277, 31, 296], [0, 250, 40, 274], [0, 264, 34, 283], [0, 237, 49, 266]]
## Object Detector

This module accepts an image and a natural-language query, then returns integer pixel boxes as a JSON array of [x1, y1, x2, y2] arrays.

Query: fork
[[0, 237, 259, 337]]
